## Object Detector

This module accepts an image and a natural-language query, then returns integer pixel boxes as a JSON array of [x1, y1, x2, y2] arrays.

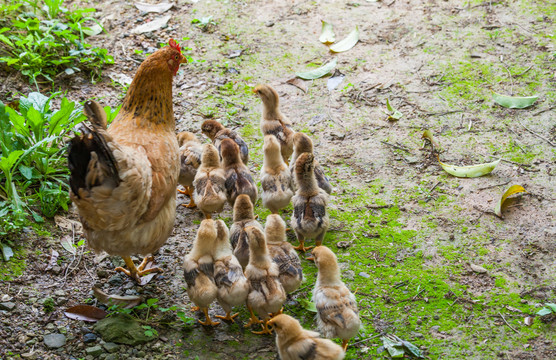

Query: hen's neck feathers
[[119, 58, 175, 129]]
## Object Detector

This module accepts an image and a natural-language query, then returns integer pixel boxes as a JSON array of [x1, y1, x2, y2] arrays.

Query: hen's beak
[[180, 56, 188, 64]]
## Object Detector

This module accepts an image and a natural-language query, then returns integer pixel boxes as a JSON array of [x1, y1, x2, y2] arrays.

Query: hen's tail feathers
[[68, 100, 120, 198]]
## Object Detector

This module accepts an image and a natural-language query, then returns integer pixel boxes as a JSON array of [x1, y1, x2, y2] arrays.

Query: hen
[[229, 194, 263, 269], [290, 132, 332, 195], [183, 219, 219, 326], [253, 84, 294, 165], [177, 131, 202, 208], [268, 314, 345, 360], [221, 138, 258, 207], [68, 39, 185, 283], [201, 119, 249, 164], [260, 135, 294, 214], [244, 226, 286, 335], [291, 153, 329, 252], [265, 214, 302, 294], [192, 144, 227, 219], [212, 219, 249, 322], [312, 246, 361, 351]]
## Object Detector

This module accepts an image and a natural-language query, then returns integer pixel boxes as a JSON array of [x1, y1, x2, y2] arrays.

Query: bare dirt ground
[[1, 0, 555, 359]]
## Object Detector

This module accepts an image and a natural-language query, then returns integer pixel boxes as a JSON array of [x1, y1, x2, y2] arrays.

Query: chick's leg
[[252, 318, 273, 335], [198, 307, 220, 326], [293, 234, 313, 252], [184, 186, 196, 208], [215, 312, 239, 322], [341, 339, 349, 351], [115, 256, 162, 283], [307, 233, 325, 261], [244, 305, 262, 328], [270, 308, 283, 317]]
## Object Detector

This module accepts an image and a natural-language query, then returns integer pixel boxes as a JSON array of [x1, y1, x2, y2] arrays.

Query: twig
[[477, 181, 511, 191], [485, 155, 538, 171], [424, 110, 464, 117], [381, 141, 411, 154], [499, 312, 519, 333], [412, 289, 426, 300], [518, 121, 556, 147], [515, 65, 533, 77], [351, 332, 384, 346], [533, 105, 556, 117], [499, 56, 514, 95]]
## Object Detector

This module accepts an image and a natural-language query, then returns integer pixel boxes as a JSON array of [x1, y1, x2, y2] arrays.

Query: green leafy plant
[[191, 16, 216, 32], [0, 0, 113, 87], [536, 303, 556, 317]]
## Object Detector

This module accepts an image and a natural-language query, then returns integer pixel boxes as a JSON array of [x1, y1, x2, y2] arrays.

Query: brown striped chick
[[268, 314, 345, 360], [183, 219, 219, 326], [229, 194, 263, 269], [311, 246, 361, 351], [253, 84, 294, 165], [221, 138, 258, 206], [261, 135, 294, 214], [265, 214, 302, 294], [291, 153, 329, 252], [244, 226, 286, 335], [290, 132, 332, 195], [212, 219, 249, 322], [201, 119, 249, 165], [177, 132, 202, 207], [192, 144, 227, 219]]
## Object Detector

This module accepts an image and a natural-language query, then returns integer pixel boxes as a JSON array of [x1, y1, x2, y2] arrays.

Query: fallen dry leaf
[[422, 129, 440, 150], [286, 78, 308, 93], [44, 249, 59, 271], [438, 157, 500, 178], [54, 215, 82, 234], [64, 305, 107, 322], [60, 235, 76, 255], [495, 185, 527, 218], [524, 316, 533, 326], [93, 287, 143, 309], [131, 15, 171, 34], [134, 2, 174, 13]]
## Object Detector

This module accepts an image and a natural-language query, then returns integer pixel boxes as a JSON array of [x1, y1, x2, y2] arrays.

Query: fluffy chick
[[291, 153, 329, 252], [312, 246, 361, 351], [265, 214, 302, 294], [244, 226, 286, 335], [192, 144, 227, 219], [221, 138, 258, 206], [183, 219, 219, 326], [253, 84, 294, 165], [212, 219, 249, 322], [268, 314, 345, 360], [201, 119, 249, 165], [177, 131, 203, 207], [229, 194, 263, 269], [260, 135, 294, 214], [290, 132, 332, 195]]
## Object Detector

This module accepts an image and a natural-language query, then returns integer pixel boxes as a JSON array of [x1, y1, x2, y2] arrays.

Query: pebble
[[46, 323, 56, 330], [51, 265, 63, 275], [430, 325, 440, 332], [97, 269, 109, 278], [105, 355, 118, 360], [108, 275, 123, 286], [54, 290, 66, 297], [358, 272, 371, 279], [83, 333, 97, 343], [86, 345, 104, 357], [0, 302, 16, 311], [433, 315, 440, 320], [413, 332, 424, 339], [103, 342, 119, 353], [416, 319, 422, 325], [43, 333, 66, 348]]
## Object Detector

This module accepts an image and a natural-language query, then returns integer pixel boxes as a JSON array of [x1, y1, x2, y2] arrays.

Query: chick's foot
[[215, 312, 239, 322]]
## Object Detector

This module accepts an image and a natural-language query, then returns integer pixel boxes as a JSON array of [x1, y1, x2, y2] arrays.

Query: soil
[[1, 0, 555, 359]]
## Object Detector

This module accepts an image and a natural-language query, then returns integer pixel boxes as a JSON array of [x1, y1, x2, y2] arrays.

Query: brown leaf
[[44, 249, 59, 271], [64, 305, 107, 322], [54, 215, 83, 234], [60, 235, 76, 255], [286, 78, 308, 93], [92, 287, 143, 309]]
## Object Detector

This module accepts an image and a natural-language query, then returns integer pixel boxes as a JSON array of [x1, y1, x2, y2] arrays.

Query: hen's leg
[[198, 307, 220, 326], [115, 256, 162, 283], [215, 312, 239, 322]]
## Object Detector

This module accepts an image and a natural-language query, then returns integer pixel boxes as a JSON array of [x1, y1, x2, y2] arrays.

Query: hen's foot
[[215, 312, 239, 322], [114, 256, 162, 283], [190, 306, 200, 312]]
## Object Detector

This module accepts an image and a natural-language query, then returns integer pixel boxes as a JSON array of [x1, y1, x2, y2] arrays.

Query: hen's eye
[[174, 54, 179, 60]]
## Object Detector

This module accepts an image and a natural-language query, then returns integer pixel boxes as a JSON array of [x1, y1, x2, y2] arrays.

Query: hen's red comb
[[169, 39, 181, 53]]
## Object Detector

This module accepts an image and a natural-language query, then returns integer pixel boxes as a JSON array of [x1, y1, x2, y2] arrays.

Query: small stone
[[108, 275, 123, 286], [46, 323, 56, 330], [137, 351, 146, 357], [433, 315, 440, 320], [416, 319, 422, 325], [0, 302, 16, 311], [97, 269, 109, 278], [54, 290, 66, 297], [413, 332, 424, 339], [43, 333, 66, 348], [51, 265, 62, 275], [105, 354, 118, 360], [20, 352, 37, 359], [430, 325, 440, 332], [358, 272, 371, 279], [470, 264, 487, 274], [83, 333, 97, 343], [103, 342, 119, 353], [86, 345, 104, 357], [264, 21, 274, 27]]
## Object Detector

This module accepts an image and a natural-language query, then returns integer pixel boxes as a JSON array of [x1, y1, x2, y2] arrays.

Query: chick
[[221, 138, 258, 206], [201, 119, 249, 165], [253, 84, 294, 165], [291, 153, 329, 252], [290, 132, 332, 195], [212, 219, 249, 322], [192, 144, 227, 219], [265, 214, 302, 294], [183, 219, 219, 326], [260, 135, 294, 214], [312, 246, 361, 351], [268, 314, 345, 360], [177, 131, 203, 207], [229, 194, 263, 269], [244, 226, 286, 334]]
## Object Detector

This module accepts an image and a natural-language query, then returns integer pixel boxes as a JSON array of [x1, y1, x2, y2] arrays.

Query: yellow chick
[[291, 153, 329, 252], [212, 219, 249, 322], [290, 132, 332, 195], [177, 131, 203, 207], [244, 226, 286, 334], [268, 314, 345, 360], [201, 119, 249, 165], [221, 138, 258, 207], [253, 84, 294, 165], [192, 144, 227, 219], [230, 194, 263, 269], [261, 135, 294, 214], [265, 214, 302, 294], [311, 246, 361, 351], [183, 219, 219, 326]]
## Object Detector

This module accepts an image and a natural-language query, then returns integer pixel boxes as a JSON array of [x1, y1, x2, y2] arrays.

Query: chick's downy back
[[193, 144, 227, 215], [261, 135, 293, 213], [229, 194, 262, 269], [290, 132, 332, 194], [201, 120, 249, 165], [221, 138, 257, 206]]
